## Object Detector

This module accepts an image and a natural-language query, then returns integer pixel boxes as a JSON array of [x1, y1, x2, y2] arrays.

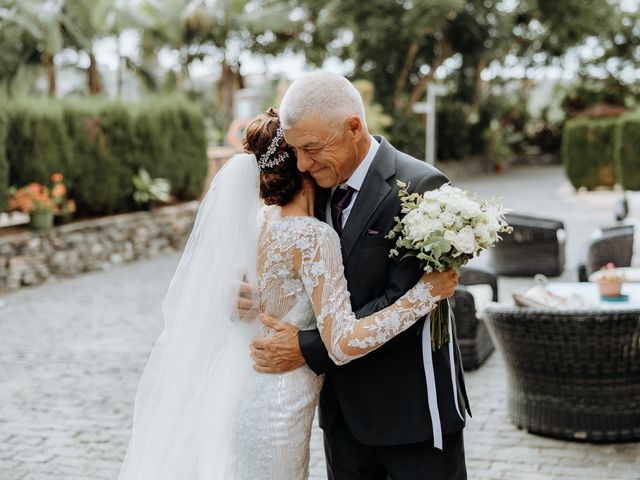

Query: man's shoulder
[[386, 142, 449, 187]]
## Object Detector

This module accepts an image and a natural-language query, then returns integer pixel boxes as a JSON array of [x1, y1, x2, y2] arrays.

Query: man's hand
[[250, 313, 305, 373]]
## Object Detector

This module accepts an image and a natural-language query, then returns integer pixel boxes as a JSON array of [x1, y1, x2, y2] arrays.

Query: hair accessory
[[258, 126, 289, 170]]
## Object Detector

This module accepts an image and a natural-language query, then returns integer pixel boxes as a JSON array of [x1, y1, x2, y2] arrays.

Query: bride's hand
[[420, 269, 458, 300], [236, 280, 258, 321]]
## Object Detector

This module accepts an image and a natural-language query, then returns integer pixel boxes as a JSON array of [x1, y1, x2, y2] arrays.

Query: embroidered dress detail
[[229, 209, 440, 479]]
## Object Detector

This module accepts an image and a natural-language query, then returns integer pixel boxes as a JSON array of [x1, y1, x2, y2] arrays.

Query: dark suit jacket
[[299, 136, 471, 447]]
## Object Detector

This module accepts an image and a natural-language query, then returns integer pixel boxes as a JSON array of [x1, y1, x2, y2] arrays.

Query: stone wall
[[0, 202, 198, 292]]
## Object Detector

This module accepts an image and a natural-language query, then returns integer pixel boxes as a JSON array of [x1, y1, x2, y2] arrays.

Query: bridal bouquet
[[387, 181, 512, 350]]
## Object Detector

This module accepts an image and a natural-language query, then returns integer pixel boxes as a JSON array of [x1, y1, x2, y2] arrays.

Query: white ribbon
[[421, 302, 464, 451]]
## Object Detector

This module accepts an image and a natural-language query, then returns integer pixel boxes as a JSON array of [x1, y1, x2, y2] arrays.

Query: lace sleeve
[[296, 225, 439, 365]]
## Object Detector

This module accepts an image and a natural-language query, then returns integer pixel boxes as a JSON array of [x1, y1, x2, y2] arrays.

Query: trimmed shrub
[[62, 99, 138, 215], [5, 99, 73, 187], [562, 117, 618, 190], [614, 113, 640, 190], [4, 96, 208, 216], [0, 106, 8, 209], [132, 97, 208, 200]]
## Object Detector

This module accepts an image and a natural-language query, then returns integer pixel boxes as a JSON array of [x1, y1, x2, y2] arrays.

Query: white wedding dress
[[118, 154, 438, 480], [229, 208, 438, 479]]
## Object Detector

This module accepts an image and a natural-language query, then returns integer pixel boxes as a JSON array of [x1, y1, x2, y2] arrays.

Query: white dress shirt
[[326, 135, 380, 230]]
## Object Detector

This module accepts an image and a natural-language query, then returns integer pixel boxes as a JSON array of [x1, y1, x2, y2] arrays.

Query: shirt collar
[[341, 135, 379, 192]]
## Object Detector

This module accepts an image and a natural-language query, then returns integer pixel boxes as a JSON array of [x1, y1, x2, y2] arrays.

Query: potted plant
[[132, 168, 171, 210], [7, 173, 77, 231], [595, 262, 625, 297], [50, 173, 77, 224], [8, 183, 57, 231]]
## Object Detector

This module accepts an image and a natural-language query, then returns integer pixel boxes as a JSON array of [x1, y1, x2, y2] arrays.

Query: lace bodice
[[258, 208, 439, 365]]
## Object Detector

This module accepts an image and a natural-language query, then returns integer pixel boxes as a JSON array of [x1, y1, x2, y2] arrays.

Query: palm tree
[[0, 0, 69, 96]]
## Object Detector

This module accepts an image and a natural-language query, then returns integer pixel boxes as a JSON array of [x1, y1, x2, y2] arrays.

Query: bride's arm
[[296, 226, 452, 365]]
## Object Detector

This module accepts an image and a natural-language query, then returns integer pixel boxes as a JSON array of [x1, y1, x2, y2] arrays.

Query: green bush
[[386, 114, 426, 160], [614, 113, 640, 190], [5, 99, 73, 187], [4, 96, 208, 216], [62, 99, 138, 215], [0, 106, 8, 209], [562, 117, 618, 189], [134, 97, 208, 200]]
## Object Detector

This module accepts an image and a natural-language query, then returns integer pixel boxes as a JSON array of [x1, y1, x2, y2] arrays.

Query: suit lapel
[[340, 137, 396, 263]]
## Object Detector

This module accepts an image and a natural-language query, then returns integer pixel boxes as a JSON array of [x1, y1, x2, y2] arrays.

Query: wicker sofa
[[451, 266, 497, 371], [488, 213, 565, 277], [484, 305, 640, 442], [577, 225, 634, 282]]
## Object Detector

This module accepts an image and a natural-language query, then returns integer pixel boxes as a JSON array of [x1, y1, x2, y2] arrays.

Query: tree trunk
[[404, 43, 453, 115], [219, 60, 240, 137], [43, 51, 56, 97], [394, 42, 419, 110], [88, 52, 102, 95]]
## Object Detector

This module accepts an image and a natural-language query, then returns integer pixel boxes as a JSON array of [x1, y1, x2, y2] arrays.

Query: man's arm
[[298, 171, 448, 375]]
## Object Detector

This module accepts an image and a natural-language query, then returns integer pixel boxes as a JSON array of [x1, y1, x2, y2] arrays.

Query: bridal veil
[[118, 154, 262, 479]]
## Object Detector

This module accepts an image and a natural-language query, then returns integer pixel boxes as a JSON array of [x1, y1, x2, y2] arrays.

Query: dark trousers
[[324, 411, 467, 480]]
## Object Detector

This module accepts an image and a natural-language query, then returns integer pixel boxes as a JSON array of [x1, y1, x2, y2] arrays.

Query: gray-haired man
[[250, 71, 470, 480]]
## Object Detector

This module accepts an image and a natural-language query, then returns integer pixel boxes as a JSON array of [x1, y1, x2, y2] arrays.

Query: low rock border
[[0, 202, 198, 292]]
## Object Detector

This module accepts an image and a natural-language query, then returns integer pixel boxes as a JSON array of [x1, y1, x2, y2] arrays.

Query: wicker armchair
[[577, 225, 634, 282], [484, 305, 640, 442], [450, 266, 498, 371], [488, 213, 566, 277]]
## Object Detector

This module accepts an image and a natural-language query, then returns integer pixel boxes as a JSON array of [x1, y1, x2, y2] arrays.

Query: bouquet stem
[[430, 299, 450, 351]]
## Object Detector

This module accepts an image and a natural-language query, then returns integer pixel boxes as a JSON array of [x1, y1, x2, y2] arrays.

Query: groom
[[250, 71, 470, 479]]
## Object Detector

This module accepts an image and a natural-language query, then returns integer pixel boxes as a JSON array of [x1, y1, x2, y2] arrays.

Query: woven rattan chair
[[488, 213, 566, 277], [450, 266, 497, 371], [577, 225, 634, 282], [484, 305, 640, 442]]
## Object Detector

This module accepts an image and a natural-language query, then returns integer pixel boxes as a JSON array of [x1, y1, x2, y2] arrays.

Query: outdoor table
[[548, 280, 640, 307], [484, 288, 640, 442], [588, 266, 640, 283]]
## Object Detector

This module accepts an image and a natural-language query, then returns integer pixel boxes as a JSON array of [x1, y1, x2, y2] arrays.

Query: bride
[[118, 108, 458, 480]]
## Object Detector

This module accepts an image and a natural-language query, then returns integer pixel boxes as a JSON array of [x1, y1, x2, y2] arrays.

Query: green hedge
[[0, 106, 8, 209], [562, 117, 618, 189], [4, 96, 208, 216], [614, 114, 640, 190], [6, 99, 73, 188]]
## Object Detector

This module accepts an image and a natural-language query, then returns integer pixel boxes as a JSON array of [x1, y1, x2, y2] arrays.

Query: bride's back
[[257, 208, 328, 332]]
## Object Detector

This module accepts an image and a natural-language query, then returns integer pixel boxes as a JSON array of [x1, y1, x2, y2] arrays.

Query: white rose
[[444, 198, 463, 214], [408, 222, 429, 241], [444, 230, 457, 243], [440, 211, 457, 228], [460, 200, 481, 220], [423, 190, 439, 202], [419, 200, 441, 219], [452, 226, 477, 254], [474, 223, 490, 243], [425, 218, 444, 234]]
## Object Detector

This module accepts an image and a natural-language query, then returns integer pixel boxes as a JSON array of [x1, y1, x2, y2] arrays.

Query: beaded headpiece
[[258, 126, 289, 170]]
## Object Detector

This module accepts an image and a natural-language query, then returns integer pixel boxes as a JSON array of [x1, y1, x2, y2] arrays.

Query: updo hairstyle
[[242, 108, 302, 206]]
